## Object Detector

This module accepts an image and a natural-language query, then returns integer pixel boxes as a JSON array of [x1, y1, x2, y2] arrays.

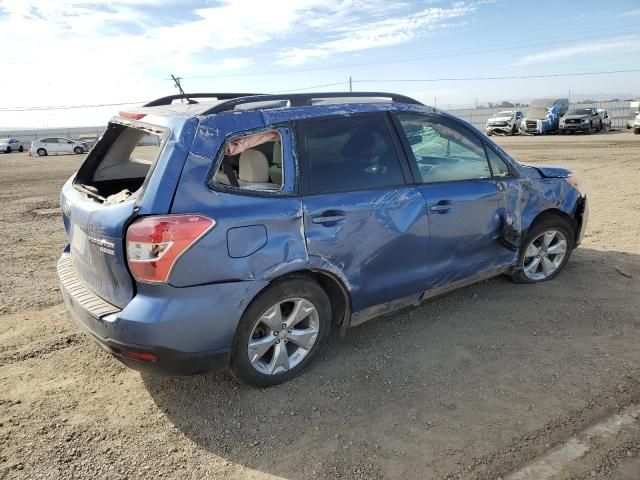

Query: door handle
[[429, 201, 454, 213], [311, 213, 346, 224]]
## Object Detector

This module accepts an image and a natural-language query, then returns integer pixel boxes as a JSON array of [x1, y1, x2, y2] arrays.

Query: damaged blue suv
[[58, 92, 588, 386]]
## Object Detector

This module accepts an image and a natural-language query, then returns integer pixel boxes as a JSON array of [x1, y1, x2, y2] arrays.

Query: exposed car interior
[[214, 130, 283, 191]]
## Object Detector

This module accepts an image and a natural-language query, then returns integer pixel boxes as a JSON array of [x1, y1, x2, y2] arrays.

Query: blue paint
[[227, 225, 268, 258], [58, 98, 587, 371]]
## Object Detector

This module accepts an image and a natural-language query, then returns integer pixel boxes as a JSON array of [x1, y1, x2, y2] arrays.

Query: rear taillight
[[126, 215, 215, 283]]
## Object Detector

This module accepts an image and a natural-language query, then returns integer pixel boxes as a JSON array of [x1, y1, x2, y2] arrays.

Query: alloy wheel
[[247, 298, 320, 375], [522, 230, 568, 281]]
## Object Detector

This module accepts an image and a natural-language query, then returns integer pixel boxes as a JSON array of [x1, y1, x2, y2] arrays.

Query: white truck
[[627, 101, 640, 129], [485, 110, 523, 136]]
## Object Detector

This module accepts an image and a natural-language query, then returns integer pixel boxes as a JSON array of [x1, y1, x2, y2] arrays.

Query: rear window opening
[[213, 130, 283, 192], [74, 122, 165, 203]]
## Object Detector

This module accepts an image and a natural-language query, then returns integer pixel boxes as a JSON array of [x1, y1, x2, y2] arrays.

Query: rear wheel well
[[265, 270, 351, 327], [528, 209, 577, 241]]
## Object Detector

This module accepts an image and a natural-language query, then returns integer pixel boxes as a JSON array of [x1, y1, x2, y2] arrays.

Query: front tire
[[5, 147, 11, 153], [36, 148, 47, 156], [73, 146, 84, 154], [230, 277, 331, 387], [510, 217, 574, 284]]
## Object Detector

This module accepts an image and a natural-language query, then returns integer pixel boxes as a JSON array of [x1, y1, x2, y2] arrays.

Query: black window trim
[[390, 111, 520, 184], [294, 111, 414, 197]]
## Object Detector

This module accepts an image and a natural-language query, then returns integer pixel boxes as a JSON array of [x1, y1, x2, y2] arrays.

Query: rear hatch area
[[61, 119, 168, 309]]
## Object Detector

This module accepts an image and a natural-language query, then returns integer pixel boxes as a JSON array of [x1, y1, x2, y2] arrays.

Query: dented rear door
[[297, 113, 430, 313]]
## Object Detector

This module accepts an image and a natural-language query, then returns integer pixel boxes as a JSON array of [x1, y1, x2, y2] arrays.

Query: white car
[[597, 109, 611, 132], [31, 137, 87, 156], [0, 138, 25, 153], [485, 110, 523, 135], [634, 114, 640, 135]]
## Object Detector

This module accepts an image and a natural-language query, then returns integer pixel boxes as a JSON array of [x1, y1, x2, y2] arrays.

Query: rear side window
[[213, 130, 283, 192], [298, 115, 405, 194], [396, 113, 491, 183]]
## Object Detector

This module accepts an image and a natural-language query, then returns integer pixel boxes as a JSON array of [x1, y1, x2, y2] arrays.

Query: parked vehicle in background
[[634, 113, 640, 134], [485, 110, 523, 136], [626, 101, 640, 129], [598, 109, 611, 132], [559, 107, 602, 135], [0, 138, 25, 153], [31, 137, 87, 156], [56, 91, 588, 387], [79, 136, 99, 148], [520, 98, 569, 134]]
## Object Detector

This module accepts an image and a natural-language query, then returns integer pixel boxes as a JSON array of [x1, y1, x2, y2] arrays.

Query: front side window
[[396, 114, 491, 183], [213, 130, 284, 192], [298, 115, 405, 194], [486, 147, 511, 177]]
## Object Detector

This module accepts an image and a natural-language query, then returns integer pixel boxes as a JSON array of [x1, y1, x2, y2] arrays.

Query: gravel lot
[[1, 131, 639, 479]]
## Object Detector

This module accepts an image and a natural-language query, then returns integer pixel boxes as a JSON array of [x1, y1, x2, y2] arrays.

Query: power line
[[271, 81, 348, 93], [354, 68, 640, 83], [0, 101, 146, 112], [173, 29, 640, 80], [2, 67, 639, 112]]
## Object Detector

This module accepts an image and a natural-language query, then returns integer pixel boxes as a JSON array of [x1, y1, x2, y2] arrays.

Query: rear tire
[[18, 146, 23, 152], [73, 146, 84, 154], [510, 216, 574, 284], [37, 148, 47, 156], [5, 147, 11, 153], [634, 128, 640, 135], [230, 277, 331, 387]]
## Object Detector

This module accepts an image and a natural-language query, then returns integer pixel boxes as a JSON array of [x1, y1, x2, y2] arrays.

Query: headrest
[[239, 148, 269, 183]]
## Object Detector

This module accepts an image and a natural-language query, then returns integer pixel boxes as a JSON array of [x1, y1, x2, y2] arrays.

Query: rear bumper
[[58, 252, 267, 375]]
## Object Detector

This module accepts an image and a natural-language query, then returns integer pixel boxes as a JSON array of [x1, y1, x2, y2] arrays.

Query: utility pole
[[171, 74, 187, 102], [434, 96, 437, 108], [349, 75, 352, 92]]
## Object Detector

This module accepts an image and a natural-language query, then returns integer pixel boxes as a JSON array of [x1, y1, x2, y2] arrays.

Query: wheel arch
[[256, 268, 352, 329], [525, 208, 578, 242]]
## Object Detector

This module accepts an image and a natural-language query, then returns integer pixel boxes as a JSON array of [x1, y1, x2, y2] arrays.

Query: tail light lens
[[126, 215, 215, 283]]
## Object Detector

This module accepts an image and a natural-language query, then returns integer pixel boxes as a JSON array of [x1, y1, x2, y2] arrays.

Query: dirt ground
[[1, 131, 640, 479]]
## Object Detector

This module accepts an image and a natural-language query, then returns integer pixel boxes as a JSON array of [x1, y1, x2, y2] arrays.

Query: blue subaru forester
[[58, 92, 588, 387]]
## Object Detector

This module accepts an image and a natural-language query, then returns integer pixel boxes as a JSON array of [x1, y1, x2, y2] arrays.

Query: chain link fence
[[1, 99, 638, 145], [446, 100, 638, 131]]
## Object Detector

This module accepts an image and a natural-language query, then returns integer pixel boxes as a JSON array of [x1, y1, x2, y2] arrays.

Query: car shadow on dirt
[[142, 248, 640, 479]]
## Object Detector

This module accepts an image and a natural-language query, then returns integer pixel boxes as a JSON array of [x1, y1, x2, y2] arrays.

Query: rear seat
[[215, 148, 279, 191]]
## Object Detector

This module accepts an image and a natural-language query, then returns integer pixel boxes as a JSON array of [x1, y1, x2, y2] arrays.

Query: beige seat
[[237, 149, 279, 190], [270, 142, 283, 185]]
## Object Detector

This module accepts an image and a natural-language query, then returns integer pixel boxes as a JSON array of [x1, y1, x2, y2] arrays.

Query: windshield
[[568, 108, 591, 116], [493, 111, 513, 118]]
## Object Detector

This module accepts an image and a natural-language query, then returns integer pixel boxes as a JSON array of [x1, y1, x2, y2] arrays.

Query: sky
[[1, 0, 640, 128]]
